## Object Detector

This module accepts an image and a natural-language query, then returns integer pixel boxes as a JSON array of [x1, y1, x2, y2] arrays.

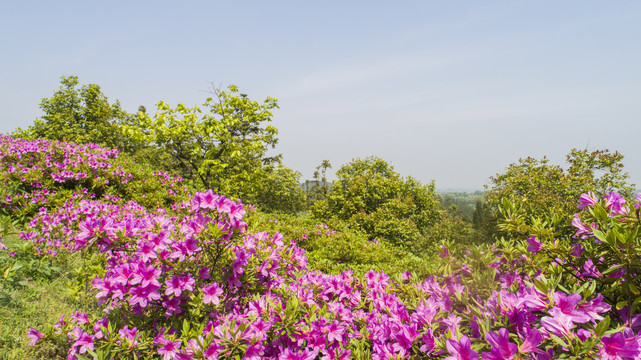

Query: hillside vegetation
[[1, 76, 640, 359]]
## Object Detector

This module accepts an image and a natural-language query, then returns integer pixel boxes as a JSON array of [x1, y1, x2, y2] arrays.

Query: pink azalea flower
[[202, 283, 224, 305], [158, 340, 181, 360], [601, 332, 640, 358], [526, 236, 542, 254], [577, 191, 599, 209], [549, 291, 591, 324], [540, 313, 574, 338], [444, 336, 479, 360], [482, 328, 517, 360], [27, 328, 43, 345], [327, 320, 346, 343], [519, 327, 543, 354]]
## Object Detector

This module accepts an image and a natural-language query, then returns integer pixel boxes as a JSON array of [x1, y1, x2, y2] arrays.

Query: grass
[[0, 233, 100, 360]]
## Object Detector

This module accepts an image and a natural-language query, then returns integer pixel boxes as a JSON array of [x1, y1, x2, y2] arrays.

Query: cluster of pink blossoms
[[21, 189, 641, 359], [7, 136, 640, 359]]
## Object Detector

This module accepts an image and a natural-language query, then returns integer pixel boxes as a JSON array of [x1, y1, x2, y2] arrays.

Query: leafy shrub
[[484, 149, 634, 239], [0, 136, 192, 222], [312, 157, 441, 249]]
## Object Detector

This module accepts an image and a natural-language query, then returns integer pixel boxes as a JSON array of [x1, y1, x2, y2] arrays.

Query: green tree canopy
[[120, 85, 294, 208], [13, 76, 131, 149], [484, 149, 634, 239], [312, 156, 441, 248]]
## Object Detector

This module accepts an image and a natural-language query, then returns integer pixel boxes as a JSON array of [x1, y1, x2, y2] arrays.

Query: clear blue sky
[[1, 1, 640, 190]]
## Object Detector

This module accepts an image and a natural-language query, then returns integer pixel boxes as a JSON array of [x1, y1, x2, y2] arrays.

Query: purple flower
[[549, 291, 591, 324], [482, 328, 517, 360], [540, 313, 574, 338], [202, 283, 223, 305], [526, 236, 542, 254], [444, 336, 479, 360], [327, 320, 346, 343], [577, 191, 599, 209], [581, 258, 602, 279], [604, 192, 629, 216], [571, 214, 593, 239], [519, 328, 543, 354], [439, 246, 451, 258], [71, 330, 95, 354], [601, 332, 640, 358], [164, 275, 195, 297], [158, 339, 181, 360], [27, 328, 43, 345]]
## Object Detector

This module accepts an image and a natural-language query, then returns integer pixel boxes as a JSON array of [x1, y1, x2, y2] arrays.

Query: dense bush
[[0, 136, 192, 222], [312, 157, 441, 249], [484, 149, 634, 240], [12, 76, 132, 151], [247, 211, 437, 278], [13, 149, 641, 360]]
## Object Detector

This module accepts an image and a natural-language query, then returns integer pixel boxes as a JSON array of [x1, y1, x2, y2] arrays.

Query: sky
[[1, 1, 640, 191]]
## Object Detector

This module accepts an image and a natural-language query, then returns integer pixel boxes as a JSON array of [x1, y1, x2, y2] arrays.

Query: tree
[[13, 76, 131, 149], [485, 149, 634, 239], [304, 160, 332, 209], [120, 84, 281, 202], [253, 163, 306, 214], [312, 156, 441, 248]]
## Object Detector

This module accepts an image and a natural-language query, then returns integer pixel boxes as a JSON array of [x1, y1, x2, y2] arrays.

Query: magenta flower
[[519, 327, 543, 354], [444, 336, 479, 360], [540, 313, 574, 338], [158, 339, 182, 360], [71, 330, 95, 354], [327, 320, 346, 343], [571, 214, 593, 239], [164, 275, 195, 297], [482, 328, 517, 360], [278, 348, 318, 360], [581, 258, 602, 279], [577, 191, 599, 209], [601, 332, 640, 358], [526, 236, 542, 254], [130, 263, 161, 288], [549, 291, 591, 324], [439, 245, 451, 258], [604, 192, 629, 216], [202, 283, 224, 305], [27, 328, 43, 345]]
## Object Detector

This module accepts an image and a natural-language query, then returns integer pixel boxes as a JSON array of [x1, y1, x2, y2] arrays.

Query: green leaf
[[592, 229, 607, 244], [594, 316, 611, 338], [534, 279, 548, 294]]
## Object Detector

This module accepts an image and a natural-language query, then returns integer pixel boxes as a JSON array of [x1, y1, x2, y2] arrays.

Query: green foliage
[[0, 143, 192, 223], [485, 149, 634, 239], [253, 163, 306, 214], [439, 191, 484, 222], [312, 156, 441, 249], [415, 211, 481, 256], [13, 76, 131, 150], [0, 233, 98, 359], [246, 211, 438, 278], [303, 160, 332, 209], [121, 85, 279, 196]]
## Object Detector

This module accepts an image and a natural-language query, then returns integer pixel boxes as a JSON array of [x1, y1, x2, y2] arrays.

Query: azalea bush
[[21, 186, 641, 359], [0, 135, 192, 222], [247, 211, 437, 278], [5, 137, 641, 359]]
